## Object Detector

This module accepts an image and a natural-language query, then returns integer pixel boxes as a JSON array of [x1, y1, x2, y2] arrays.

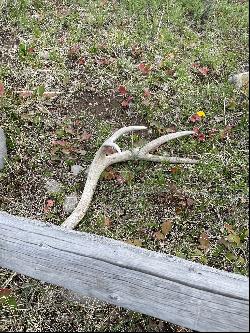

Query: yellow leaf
[[196, 111, 206, 117]]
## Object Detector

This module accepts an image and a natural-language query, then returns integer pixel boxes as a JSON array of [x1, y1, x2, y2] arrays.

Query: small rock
[[0, 127, 7, 170], [63, 192, 78, 214], [39, 50, 50, 60], [71, 164, 84, 176], [45, 179, 63, 193], [229, 71, 249, 89]]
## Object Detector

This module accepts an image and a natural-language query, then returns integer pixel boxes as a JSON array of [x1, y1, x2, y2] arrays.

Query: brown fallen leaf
[[103, 216, 112, 227], [126, 239, 143, 247], [0, 82, 5, 96], [17, 90, 33, 98], [199, 231, 210, 252], [161, 220, 172, 236], [154, 231, 165, 240]]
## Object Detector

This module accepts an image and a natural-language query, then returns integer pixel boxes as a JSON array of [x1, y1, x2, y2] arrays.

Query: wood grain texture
[[0, 211, 249, 332]]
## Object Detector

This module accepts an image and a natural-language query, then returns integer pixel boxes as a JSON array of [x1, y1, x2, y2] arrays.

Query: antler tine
[[104, 126, 147, 144], [102, 126, 147, 154], [139, 131, 195, 155], [140, 154, 197, 164]]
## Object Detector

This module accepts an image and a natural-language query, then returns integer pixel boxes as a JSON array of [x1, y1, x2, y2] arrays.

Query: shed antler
[[62, 126, 197, 229]]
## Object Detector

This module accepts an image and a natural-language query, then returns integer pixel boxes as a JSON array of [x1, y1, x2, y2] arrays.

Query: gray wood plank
[[0, 211, 249, 332]]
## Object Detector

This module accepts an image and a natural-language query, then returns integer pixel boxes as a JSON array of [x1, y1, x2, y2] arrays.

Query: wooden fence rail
[[0, 211, 249, 332]]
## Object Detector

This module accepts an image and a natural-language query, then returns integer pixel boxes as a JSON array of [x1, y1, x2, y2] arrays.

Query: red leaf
[[121, 96, 133, 108], [138, 63, 150, 75], [80, 131, 92, 141], [27, 47, 35, 53], [143, 88, 151, 97], [189, 114, 201, 123], [0, 83, 4, 96], [191, 63, 209, 76], [198, 66, 209, 76], [51, 140, 67, 146], [117, 85, 127, 96], [0, 288, 11, 297], [44, 199, 55, 213], [193, 127, 200, 134], [78, 57, 86, 65], [46, 199, 54, 207], [197, 133, 206, 142], [121, 100, 129, 108]]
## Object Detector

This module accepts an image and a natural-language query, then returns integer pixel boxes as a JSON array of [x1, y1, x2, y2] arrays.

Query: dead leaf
[[80, 131, 92, 141], [117, 85, 127, 95], [126, 239, 142, 247], [44, 199, 55, 213], [0, 288, 11, 297], [95, 57, 114, 65], [170, 166, 181, 174], [220, 125, 232, 141], [165, 69, 175, 77], [189, 114, 201, 123], [199, 231, 210, 251], [103, 216, 112, 227], [161, 220, 172, 236], [68, 45, 80, 56], [103, 146, 117, 155], [121, 96, 133, 108], [192, 63, 209, 76], [27, 47, 35, 53], [131, 45, 142, 58], [17, 90, 33, 98], [138, 63, 151, 75], [78, 57, 86, 65], [0, 83, 5, 96], [197, 133, 206, 142], [154, 231, 165, 240], [115, 173, 126, 185], [51, 140, 67, 146], [224, 223, 235, 234], [198, 66, 209, 76], [143, 88, 151, 97]]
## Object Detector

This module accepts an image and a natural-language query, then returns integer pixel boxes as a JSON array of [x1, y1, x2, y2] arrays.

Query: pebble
[[63, 192, 78, 214], [229, 71, 249, 89], [71, 164, 84, 176], [45, 179, 63, 193], [0, 127, 7, 170]]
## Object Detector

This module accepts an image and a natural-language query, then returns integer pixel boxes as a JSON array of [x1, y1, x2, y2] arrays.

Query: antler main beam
[[61, 126, 197, 230]]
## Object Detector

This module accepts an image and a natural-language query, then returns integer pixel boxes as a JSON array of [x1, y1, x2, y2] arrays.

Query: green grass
[[0, 0, 249, 331]]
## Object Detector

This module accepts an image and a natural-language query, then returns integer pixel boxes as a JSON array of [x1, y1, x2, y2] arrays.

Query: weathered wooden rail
[[0, 211, 248, 332]]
